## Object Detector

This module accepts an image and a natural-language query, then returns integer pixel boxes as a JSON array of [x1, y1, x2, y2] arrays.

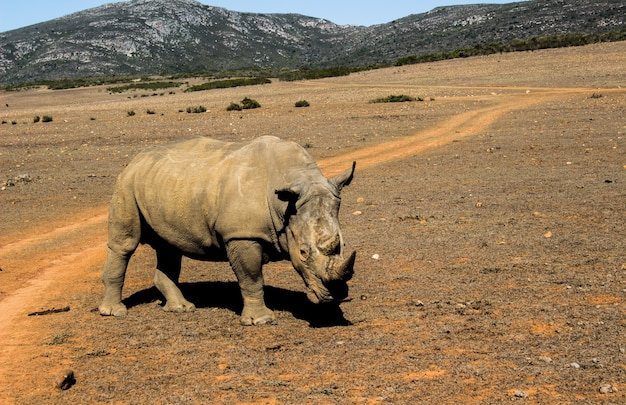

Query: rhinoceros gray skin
[[99, 136, 356, 325]]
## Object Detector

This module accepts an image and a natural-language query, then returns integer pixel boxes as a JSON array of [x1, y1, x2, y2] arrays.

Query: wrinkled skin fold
[[99, 136, 356, 325]]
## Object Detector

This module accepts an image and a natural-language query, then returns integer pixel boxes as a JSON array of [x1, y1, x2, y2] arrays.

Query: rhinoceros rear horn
[[330, 250, 356, 282], [329, 161, 356, 191]]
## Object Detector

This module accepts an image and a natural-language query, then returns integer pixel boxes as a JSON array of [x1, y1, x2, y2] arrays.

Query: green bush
[[228, 98, 261, 111], [42, 115, 53, 122], [186, 78, 271, 92], [186, 106, 207, 113], [370, 95, 417, 103], [277, 66, 353, 82], [127, 110, 136, 116], [107, 81, 182, 93], [226, 102, 242, 111], [295, 100, 310, 108], [33, 116, 40, 123], [146, 109, 156, 115], [241, 97, 260, 109]]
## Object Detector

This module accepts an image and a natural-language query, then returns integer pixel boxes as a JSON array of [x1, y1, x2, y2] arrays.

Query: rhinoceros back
[[113, 136, 320, 258]]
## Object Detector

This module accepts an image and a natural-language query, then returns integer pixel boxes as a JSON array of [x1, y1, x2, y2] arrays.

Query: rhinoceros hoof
[[163, 300, 196, 313], [240, 309, 276, 326], [99, 303, 128, 318]]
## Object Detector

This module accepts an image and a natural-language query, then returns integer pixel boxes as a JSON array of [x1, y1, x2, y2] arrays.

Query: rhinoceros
[[99, 136, 356, 325]]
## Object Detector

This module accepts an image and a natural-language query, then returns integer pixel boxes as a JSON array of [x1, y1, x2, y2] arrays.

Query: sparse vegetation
[[295, 100, 310, 107], [127, 110, 136, 116], [228, 98, 261, 111], [185, 78, 271, 92], [186, 106, 207, 113], [370, 95, 420, 103], [394, 29, 626, 67], [590, 93, 603, 99], [146, 109, 156, 115], [42, 115, 53, 122], [241, 97, 260, 110], [277, 67, 354, 82], [107, 81, 182, 93], [226, 102, 242, 111], [46, 332, 71, 345], [2, 75, 152, 91], [33, 116, 40, 123]]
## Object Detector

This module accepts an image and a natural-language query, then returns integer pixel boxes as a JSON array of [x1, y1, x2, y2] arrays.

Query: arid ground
[[1, 41, 625, 404]]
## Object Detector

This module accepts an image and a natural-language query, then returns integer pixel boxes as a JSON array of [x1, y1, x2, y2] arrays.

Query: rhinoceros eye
[[299, 245, 310, 261]]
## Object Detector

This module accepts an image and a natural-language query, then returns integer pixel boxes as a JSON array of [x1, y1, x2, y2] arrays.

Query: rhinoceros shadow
[[123, 282, 351, 328]]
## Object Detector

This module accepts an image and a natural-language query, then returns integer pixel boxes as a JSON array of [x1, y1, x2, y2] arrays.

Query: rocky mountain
[[0, 0, 624, 85]]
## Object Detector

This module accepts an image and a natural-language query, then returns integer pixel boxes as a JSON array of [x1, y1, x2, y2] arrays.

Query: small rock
[[570, 362, 580, 369], [538, 355, 553, 363], [543, 231, 553, 238], [352, 210, 362, 216], [599, 384, 618, 394], [514, 390, 528, 398], [356, 197, 365, 203], [53, 369, 75, 390], [371, 254, 380, 260], [414, 300, 424, 307], [475, 201, 483, 208]]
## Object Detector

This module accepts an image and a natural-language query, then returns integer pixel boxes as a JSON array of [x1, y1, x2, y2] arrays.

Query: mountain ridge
[[0, 0, 624, 85]]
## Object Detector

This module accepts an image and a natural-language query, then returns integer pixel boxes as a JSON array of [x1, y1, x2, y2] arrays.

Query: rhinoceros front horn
[[327, 251, 356, 282]]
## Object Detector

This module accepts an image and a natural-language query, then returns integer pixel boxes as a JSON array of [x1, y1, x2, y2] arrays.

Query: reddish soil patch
[[1, 42, 625, 403]]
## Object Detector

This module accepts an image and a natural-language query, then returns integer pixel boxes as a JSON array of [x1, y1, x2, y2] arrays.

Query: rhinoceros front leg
[[153, 248, 196, 313], [227, 239, 275, 326]]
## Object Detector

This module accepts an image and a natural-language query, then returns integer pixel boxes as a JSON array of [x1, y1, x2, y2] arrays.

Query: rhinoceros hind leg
[[100, 247, 131, 317], [153, 248, 196, 313]]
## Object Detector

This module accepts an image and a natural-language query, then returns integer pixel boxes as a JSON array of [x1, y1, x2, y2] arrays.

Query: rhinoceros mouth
[[305, 277, 349, 304]]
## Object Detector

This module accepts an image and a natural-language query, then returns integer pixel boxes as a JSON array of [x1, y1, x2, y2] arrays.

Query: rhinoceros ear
[[329, 161, 356, 191], [275, 182, 304, 202]]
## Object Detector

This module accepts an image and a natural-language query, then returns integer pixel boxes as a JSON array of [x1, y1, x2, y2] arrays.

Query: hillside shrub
[[295, 100, 310, 107], [277, 66, 353, 81], [241, 97, 260, 109], [186, 106, 207, 113], [226, 102, 242, 111], [33, 116, 40, 123], [146, 109, 156, 115], [107, 81, 182, 93], [370, 95, 418, 103], [42, 115, 53, 122], [186, 78, 271, 92], [127, 110, 136, 116]]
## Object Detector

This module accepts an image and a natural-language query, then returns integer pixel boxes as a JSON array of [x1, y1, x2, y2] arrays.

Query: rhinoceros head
[[276, 162, 356, 304]]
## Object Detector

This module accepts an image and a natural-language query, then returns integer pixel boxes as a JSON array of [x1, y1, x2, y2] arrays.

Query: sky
[[0, 0, 520, 33]]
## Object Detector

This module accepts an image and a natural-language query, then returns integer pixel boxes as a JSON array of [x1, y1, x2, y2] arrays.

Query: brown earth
[[0, 41, 625, 404]]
